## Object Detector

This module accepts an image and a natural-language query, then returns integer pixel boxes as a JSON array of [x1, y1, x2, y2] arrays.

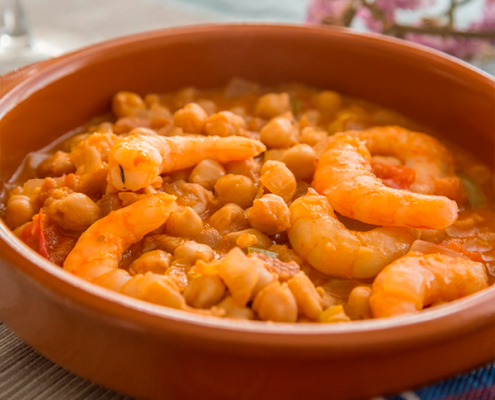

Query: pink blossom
[[306, 0, 354, 25], [395, 0, 424, 10], [472, 0, 495, 31], [306, 0, 494, 61], [375, 0, 397, 23], [356, 6, 385, 32]]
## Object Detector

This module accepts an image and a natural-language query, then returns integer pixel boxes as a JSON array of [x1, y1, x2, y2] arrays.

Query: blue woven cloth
[[386, 363, 495, 400]]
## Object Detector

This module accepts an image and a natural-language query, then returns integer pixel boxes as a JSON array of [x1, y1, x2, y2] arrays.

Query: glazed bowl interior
[[0, 24, 494, 350]]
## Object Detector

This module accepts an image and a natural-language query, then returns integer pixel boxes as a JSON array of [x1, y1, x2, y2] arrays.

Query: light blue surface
[[150, 0, 309, 22]]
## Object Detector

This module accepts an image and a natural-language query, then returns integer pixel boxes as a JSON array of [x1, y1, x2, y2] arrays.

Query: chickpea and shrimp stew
[[1, 79, 494, 323]]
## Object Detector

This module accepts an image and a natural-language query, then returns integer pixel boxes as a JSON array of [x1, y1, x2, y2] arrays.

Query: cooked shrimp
[[64, 193, 177, 280], [347, 126, 456, 194], [62, 193, 197, 309], [108, 129, 266, 191], [312, 133, 458, 229], [288, 190, 417, 279], [370, 251, 488, 318]]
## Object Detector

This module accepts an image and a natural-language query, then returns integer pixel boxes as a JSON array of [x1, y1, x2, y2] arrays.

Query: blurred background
[[0, 0, 494, 74]]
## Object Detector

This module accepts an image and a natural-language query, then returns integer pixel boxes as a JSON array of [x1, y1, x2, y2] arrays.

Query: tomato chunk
[[371, 161, 416, 190]]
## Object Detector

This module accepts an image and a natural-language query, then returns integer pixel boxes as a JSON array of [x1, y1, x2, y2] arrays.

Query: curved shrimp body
[[312, 133, 458, 230], [288, 190, 417, 279], [346, 126, 455, 194], [64, 193, 178, 280], [370, 251, 488, 318], [108, 131, 266, 191]]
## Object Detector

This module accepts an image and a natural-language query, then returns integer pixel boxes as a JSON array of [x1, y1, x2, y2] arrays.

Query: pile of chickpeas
[[3, 80, 420, 323]]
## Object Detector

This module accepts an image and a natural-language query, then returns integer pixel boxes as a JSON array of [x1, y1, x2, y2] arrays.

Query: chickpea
[[113, 117, 151, 134], [175, 86, 197, 107], [216, 296, 254, 320], [112, 91, 146, 118], [118, 192, 146, 207], [223, 229, 272, 250], [259, 117, 299, 149], [193, 225, 223, 249], [288, 272, 323, 320], [140, 273, 186, 309], [214, 174, 257, 208], [169, 168, 194, 183], [48, 193, 101, 231], [189, 160, 226, 190], [229, 106, 247, 118], [148, 102, 172, 119], [252, 281, 298, 323], [71, 132, 118, 161], [37, 151, 75, 178], [129, 250, 173, 275], [235, 233, 259, 249], [204, 111, 246, 137], [280, 144, 316, 181], [208, 203, 249, 235], [96, 194, 121, 217], [93, 122, 114, 134], [345, 286, 373, 320], [68, 133, 90, 152], [300, 126, 328, 147], [246, 194, 290, 236], [254, 92, 291, 119], [418, 229, 448, 244], [173, 103, 208, 133], [5, 195, 36, 229], [157, 125, 183, 137], [298, 110, 321, 130], [184, 275, 226, 308], [92, 268, 131, 292], [263, 149, 285, 163], [196, 99, 216, 116], [143, 234, 185, 254], [164, 207, 204, 237], [164, 181, 214, 217], [173, 241, 214, 264], [144, 93, 160, 106], [260, 160, 297, 203], [223, 158, 261, 182], [120, 274, 146, 299], [70, 146, 102, 175], [313, 90, 343, 114]]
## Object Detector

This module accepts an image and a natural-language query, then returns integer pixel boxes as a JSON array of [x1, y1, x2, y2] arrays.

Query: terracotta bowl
[[0, 24, 494, 400]]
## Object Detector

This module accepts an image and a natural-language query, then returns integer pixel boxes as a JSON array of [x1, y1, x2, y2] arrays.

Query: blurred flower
[[356, 6, 385, 31], [306, 0, 495, 65], [306, 0, 355, 25]]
